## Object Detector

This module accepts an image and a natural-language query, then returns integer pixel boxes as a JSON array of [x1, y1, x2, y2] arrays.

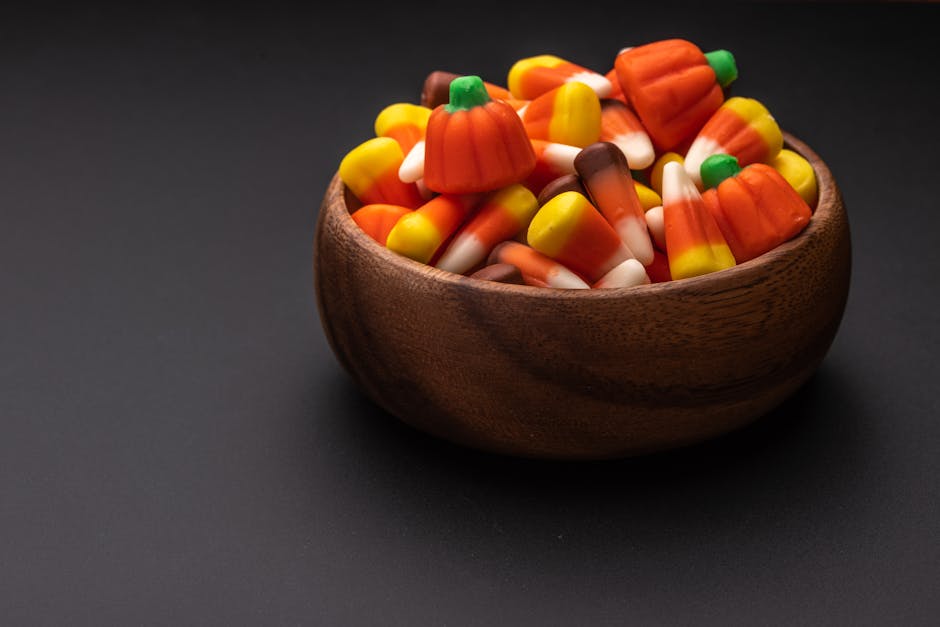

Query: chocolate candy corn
[[424, 76, 536, 194], [537, 174, 587, 206], [508, 55, 612, 100], [421, 71, 512, 108], [435, 184, 538, 275], [520, 83, 602, 148], [489, 241, 589, 289], [574, 142, 654, 265], [527, 191, 631, 283], [685, 97, 783, 188], [661, 161, 736, 279], [350, 203, 412, 245], [374, 103, 431, 155], [385, 193, 479, 264], [599, 99, 655, 169], [615, 39, 737, 151], [593, 258, 650, 289], [469, 263, 525, 285], [339, 137, 425, 208], [700, 155, 812, 263], [771, 149, 818, 207]]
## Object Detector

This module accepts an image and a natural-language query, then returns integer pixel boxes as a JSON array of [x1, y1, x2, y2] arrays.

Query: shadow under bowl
[[314, 133, 851, 459]]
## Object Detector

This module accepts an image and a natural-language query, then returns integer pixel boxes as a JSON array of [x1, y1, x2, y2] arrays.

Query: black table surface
[[2, 3, 938, 625]]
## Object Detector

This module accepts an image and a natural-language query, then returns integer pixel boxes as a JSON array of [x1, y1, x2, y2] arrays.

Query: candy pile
[[338, 39, 818, 288]]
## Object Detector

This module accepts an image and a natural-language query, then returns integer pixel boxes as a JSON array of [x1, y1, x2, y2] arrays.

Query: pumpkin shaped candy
[[424, 75, 537, 194], [700, 154, 812, 263]]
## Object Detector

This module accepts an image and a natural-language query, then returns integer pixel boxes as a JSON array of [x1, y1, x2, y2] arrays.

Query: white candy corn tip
[[683, 136, 723, 189], [398, 140, 425, 183], [514, 103, 528, 119], [663, 161, 702, 204], [645, 205, 665, 251], [612, 131, 655, 170], [435, 234, 486, 275], [567, 71, 612, 98], [615, 218, 654, 266], [594, 258, 650, 289], [547, 266, 590, 289], [617, 46, 633, 55], [541, 142, 581, 173]]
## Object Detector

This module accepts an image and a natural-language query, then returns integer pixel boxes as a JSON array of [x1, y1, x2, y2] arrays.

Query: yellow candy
[[385, 212, 442, 264], [633, 181, 662, 211], [772, 148, 818, 207], [650, 152, 684, 197], [374, 103, 431, 137], [508, 55, 567, 98], [522, 82, 601, 148]]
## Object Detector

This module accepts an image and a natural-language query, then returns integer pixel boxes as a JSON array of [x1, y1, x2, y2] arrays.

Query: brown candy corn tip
[[469, 263, 525, 285], [537, 174, 588, 206], [421, 71, 461, 109], [573, 141, 629, 179]]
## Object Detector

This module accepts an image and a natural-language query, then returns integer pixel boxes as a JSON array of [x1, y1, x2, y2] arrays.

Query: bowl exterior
[[314, 135, 850, 459]]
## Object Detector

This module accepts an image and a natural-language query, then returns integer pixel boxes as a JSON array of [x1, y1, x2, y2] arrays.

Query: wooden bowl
[[314, 133, 850, 459]]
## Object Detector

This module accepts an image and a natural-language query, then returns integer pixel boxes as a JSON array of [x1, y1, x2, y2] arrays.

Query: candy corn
[[469, 263, 525, 285], [574, 142, 654, 265], [645, 205, 665, 251], [339, 137, 425, 208], [520, 83, 602, 148], [374, 103, 431, 155], [537, 174, 587, 206], [650, 152, 684, 197], [615, 39, 737, 151], [435, 184, 538, 275], [771, 149, 818, 207], [350, 204, 412, 245], [522, 139, 581, 195], [421, 71, 512, 109], [684, 97, 783, 188], [508, 55, 612, 100], [633, 181, 662, 211], [700, 155, 812, 263], [489, 241, 589, 289], [527, 191, 631, 282], [592, 258, 650, 289], [599, 99, 655, 169], [385, 194, 479, 264], [661, 161, 736, 279]]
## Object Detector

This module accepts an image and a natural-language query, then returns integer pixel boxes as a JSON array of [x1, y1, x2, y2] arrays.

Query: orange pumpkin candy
[[424, 75, 536, 195]]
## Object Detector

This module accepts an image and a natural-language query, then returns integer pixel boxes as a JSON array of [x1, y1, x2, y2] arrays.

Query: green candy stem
[[705, 50, 738, 88], [700, 154, 742, 190], [445, 76, 492, 113]]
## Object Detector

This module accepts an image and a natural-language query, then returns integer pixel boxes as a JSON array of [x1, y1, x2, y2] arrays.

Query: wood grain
[[314, 133, 851, 459]]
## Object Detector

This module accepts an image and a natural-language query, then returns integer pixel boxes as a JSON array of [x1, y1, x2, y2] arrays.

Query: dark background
[[2, 2, 938, 625]]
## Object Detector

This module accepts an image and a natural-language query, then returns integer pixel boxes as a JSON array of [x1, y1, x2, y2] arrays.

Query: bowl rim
[[321, 132, 836, 300]]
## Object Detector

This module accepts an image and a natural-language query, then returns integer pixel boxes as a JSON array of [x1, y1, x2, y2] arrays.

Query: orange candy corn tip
[[508, 55, 612, 100], [661, 162, 736, 280], [435, 184, 538, 275], [489, 241, 589, 289], [350, 204, 412, 245]]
